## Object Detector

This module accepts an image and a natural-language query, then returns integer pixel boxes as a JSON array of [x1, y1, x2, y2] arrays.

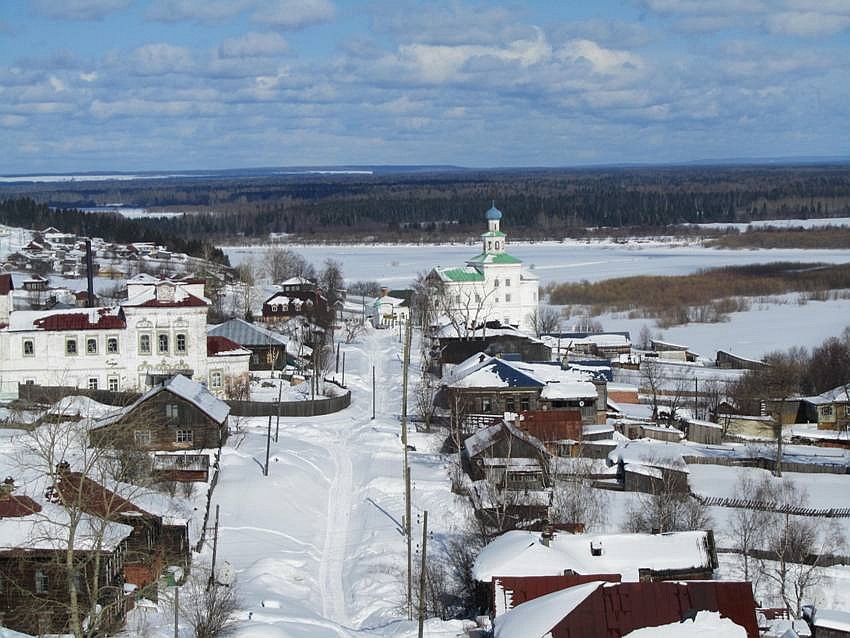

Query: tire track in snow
[[318, 441, 354, 624]]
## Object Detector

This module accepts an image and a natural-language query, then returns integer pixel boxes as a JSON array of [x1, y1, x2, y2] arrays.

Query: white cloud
[[765, 11, 850, 36], [219, 32, 290, 58], [32, 0, 131, 20], [48, 76, 67, 92], [251, 0, 335, 30], [558, 39, 645, 76], [1, 115, 26, 127], [392, 28, 552, 84], [127, 43, 194, 75], [79, 71, 99, 82], [146, 0, 252, 23]]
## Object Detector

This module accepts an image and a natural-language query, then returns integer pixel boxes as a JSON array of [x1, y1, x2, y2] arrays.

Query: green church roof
[[440, 267, 485, 282], [466, 252, 523, 265], [480, 230, 506, 238]]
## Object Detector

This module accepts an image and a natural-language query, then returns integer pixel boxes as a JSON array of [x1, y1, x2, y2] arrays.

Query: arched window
[[487, 241, 492, 251], [495, 241, 500, 250], [139, 334, 151, 354]]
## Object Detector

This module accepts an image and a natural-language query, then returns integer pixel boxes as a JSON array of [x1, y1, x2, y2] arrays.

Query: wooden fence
[[682, 455, 848, 475], [692, 493, 850, 518], [17, 383, 351, 418]]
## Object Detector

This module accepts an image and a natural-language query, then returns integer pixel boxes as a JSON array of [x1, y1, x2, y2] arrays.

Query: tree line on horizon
[[4, 164, 850, 241]]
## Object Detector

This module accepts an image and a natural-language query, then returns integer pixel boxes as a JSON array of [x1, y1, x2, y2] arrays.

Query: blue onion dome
[[486, 205, 503, 221]]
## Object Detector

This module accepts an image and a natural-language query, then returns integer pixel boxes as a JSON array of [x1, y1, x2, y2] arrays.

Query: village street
[[203, 327, 469, 637]]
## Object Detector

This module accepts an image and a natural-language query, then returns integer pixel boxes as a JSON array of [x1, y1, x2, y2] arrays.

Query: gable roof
[[92, 374, 230, 431], [432, 265, 485, 282], [464, 419, 551, 460], [206, 335, 251, 357], [56, 470, 156, 521], [473, 529, 715, 583], [467, 252, 523, 265]]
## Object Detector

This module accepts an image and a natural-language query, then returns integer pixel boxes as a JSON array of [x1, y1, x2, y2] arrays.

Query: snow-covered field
[[222, 241, 850, 287], [691, 217, 850, 230]]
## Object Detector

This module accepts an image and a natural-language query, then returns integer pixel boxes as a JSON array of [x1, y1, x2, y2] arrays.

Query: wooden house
[[208, 317, 291, 371], [463, 419, 551, 489], [801, 385, 850, 431], [262, 277, 333, 328], [89, 374, 230, 451], [54, 465, 189, 593], [0, 479, 132, 636]]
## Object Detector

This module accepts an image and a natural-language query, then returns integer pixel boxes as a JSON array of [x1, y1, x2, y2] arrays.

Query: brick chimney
[[541, 520, 555, 547]]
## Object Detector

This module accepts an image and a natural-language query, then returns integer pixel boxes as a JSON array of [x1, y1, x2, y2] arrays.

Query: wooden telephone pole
[[417, 510, 428, 638], [400, 317, 413, 619]]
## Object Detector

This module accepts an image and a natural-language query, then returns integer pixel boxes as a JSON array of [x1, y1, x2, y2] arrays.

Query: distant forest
[[4, 164, 850, 242]]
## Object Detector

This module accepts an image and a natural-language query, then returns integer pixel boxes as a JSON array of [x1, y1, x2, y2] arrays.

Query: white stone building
[[430, 206, 539, 333], [0, 275, 249, 396]]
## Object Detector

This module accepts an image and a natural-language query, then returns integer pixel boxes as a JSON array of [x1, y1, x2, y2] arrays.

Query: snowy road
[[201, 327, 469, 637]]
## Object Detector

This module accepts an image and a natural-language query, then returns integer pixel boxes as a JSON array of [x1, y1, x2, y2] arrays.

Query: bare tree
[[180, 565, 241, 638], [759, 479, 845, 616], [263, 246, 315, 283], [343, 319, 363, 344], [729, 474, 770, 585], [623, 462, 710, 534], [640, 358, 667, 422], [550, 457, 605, 531], [531, 306, 561, 336], [415, 369, 439, 433], [761, 351, 805, 477]]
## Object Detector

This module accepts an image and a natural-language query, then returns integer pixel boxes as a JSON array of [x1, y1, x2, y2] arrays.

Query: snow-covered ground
[[221, 241, 850, 287], [128, 326, 472, 637], [691, 217, 850, 230]]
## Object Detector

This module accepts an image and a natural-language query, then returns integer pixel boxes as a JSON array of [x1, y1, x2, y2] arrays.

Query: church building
[[429, 206, 539, 333]]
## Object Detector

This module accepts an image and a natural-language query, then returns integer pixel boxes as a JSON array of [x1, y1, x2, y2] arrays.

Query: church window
[[505, 294, 512, 303], [495, 241, 500, 250], [487, 241, 492, 251], [475, 294, 481, 303], [23, 339, 34, 356], [505, 278, 511, 287], [494, 279, 500, 287]]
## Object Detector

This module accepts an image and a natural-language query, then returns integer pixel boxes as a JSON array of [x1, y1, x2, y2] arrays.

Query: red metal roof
[[207, 335, 246, 356], [56, 470, 155, 521], [33, 308, 126, 331], [0, 493, 42, 518], [518, 410, 582, 443], [494, 574, 621, 614], [129, 294, 208, 308], [546, 580, 759, 638], [0, 274, 12, 295]]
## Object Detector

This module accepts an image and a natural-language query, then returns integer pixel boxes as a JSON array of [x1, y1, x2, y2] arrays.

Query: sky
[[1, 0, 849, 173]]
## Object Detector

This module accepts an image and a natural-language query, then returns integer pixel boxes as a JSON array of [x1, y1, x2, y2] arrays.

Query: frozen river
[[222, 239, 850, 286]]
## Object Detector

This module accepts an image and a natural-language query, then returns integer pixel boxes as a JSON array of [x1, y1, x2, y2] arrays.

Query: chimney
[[85, 239, 95, 307], [540, 521, 555, 547], [0, 476, 14, 501]]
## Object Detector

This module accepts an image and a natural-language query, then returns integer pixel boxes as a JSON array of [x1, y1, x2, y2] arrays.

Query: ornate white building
[[430, 206, 539, 333], [0, 275, 249, 396]]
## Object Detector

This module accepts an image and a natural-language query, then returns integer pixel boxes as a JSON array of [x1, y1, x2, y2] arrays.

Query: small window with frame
[[23, 339, 34, 357], [87, 378, 98, 390], [176, 334, 187, 353], [107, 337, 119, 354], [139, 334, 151, 355], [176, 429, 193, 444], [65, 338, 78, 356], [86, 337, 97, 354], [35, 569, 49, 594], [107, 376, 119, 392], [134, 430, 151, 446], [165, 403, 179, 420], [158, 333, 169, 354], [210, 371, 222, 389]]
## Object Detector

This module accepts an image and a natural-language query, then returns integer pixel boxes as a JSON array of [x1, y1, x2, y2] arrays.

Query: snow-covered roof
[[122, 282, 209, 308], [812, 608, 850, 632], [373, 295, 407, 308], [6, 306, 125, 332], [624, 611, 747, 638], [0, 500, 133, 552], [607, 439, 690, 473], [445, 353, 598, 397], [473, 529, 714, 582], [280, 276, 314, 286], [207, 335, 252, 357], [464, 420, 550, 460], [802, 385, 850, 405], [208, 318, 289, 347], [493, 580, 603, 638], [92, 374, 230, 430]]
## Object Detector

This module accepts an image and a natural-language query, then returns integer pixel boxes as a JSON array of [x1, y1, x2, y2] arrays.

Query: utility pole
[[264, 415, 272, 476], [173, 584, 179, 638], [275, 368, 284, 443], [207, 504, 220, 591], [417, 510, 428, 638], [694, 377, 699, 421], [341, 351, 346, 386], [335, 341, 340, 374], [400, 318, 413, 619], [371, 365, 376, 420]]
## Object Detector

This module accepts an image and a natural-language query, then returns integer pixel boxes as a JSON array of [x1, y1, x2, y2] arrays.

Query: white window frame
[[165, 403, 179, 420], [106, 336, 119, 354], [22, 339, 34, 357], [87, 377, 98, 390], [86, 337, 98, 355], [107, 376, 119, 392], [139, 333, 151, 355], [176, 333, 187, 354], [134, 430, 151, 446], [176, 429, 193, 444], [158, 333, 169, 354], [65, 338, 78, 356], [210, 370, 223, 389], [35, 569, 48, 594]]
